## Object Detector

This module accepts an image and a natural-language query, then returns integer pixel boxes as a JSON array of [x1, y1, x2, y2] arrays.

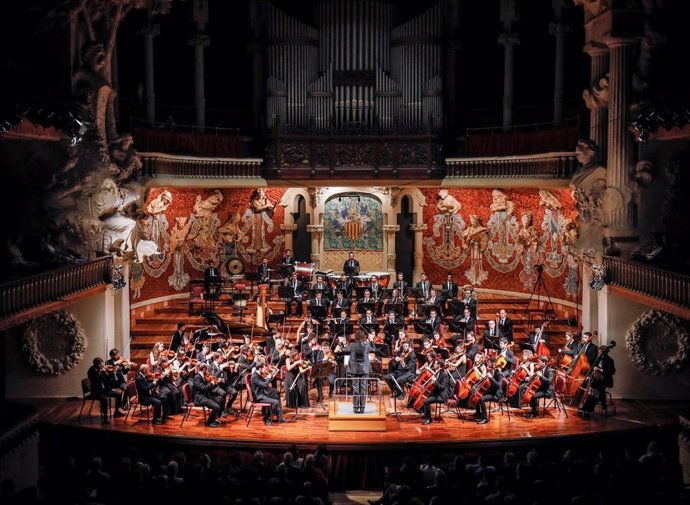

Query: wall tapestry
[[323, 193, 383, 251]]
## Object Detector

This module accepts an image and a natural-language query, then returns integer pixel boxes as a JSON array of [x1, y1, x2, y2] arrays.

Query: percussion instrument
[[354, 274, 372, 287], [367, 272, 391, 288], [294, 262, 315, 279], [327, 273, 341, 288]]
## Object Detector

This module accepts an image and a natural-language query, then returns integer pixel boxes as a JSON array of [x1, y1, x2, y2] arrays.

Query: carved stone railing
[[604, 256, 690, 309], [0, 257, 112, 319], [446, 151, 577, 179], [140, 152, 263, 179]]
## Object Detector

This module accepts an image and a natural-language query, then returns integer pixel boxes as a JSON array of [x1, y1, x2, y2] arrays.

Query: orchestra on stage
[[90, 250, 614, 428]]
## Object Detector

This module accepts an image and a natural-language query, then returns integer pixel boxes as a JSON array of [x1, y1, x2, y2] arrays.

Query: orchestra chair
[[123, 380, 151, 424], [278, 365, 288, 396], [243, 373, 273, 427], [441, 397, 465, 423], [189, 285, 207, 316], [180, 382, 206, 427], [486, 396, 511, 422], [596, 390, 616, 417], [542, 391, 568, 418], [78, 378, 113, 422]]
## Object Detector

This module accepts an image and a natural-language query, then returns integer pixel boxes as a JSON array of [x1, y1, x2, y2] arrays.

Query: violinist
[[192, 363, 223, 428], [473, 356, 504, 425], [304, 338, 331, 403], [446, 343, 468, 380], [269, 336, 290, 367], [384, 340, 417, 400], [464, 332, 479, 361], [149, 341, 166, 371], [170, 321, 187, 352], [234, 344, 258, 389], [172, 349, 197, 379], [157, 357, 183, 415], [88, 357, 123, 423], [524, 356, 555, 419], [209, 351, 239, 417], [135, 364, 169, 425], [332, 333, 350, 386], [285, 349, 310, 409], [196, 344, 212, 364], [420, 338, 436, 360], [105, 348, 131, 414], [422, 359, 450, 425], [251, 363, 285, 425]]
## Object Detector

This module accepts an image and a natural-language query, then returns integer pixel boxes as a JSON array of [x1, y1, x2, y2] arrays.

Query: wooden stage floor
[[20, 395, 685, 452]]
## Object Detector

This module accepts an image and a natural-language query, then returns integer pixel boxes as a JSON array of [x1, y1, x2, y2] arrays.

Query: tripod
[[526, 264, 556, 328]]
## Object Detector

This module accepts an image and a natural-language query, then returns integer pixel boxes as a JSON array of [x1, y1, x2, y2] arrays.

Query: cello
[[520, 370, 543, 406], [563, 332, 597, 397], [407, 367, 440, 412], [468, 360, 498, 407], [455, 355, 485, 400], [505, 356, 536, 399]]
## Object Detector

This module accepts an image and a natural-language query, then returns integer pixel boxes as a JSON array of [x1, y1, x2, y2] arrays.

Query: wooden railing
[[446, 151, 577, 179], [140, 152, 263, 179], [0, 257, 112, 318], [604, 256, 690, 309]]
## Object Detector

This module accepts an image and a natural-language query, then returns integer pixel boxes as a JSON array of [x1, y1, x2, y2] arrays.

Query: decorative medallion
[[626, 310, 690, 376], [22, 311, 88, 376]]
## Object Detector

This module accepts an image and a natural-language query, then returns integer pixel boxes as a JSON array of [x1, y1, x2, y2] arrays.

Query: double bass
[[534, 320, 551, 358], [564, 331, 597, 397], [577, 341, 616, 411]]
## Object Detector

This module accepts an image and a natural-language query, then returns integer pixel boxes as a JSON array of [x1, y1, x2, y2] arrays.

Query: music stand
[[356, 301, 375, 316], [310, 361, 332, 410], [359, 322, 379, 337], [413, 321, 434, 337], [419, 304, 436, 319], [384, 322, 404, 340], [518, 342, 537, 354], [406, 287, 421, 317], [277, 285, 293, 300], [447, 299, 463, 317], [385, 301, 405, 317], [483, 335, 501, 352], [245, 271, 259, 297], [354, 286, 369, 300], [279, 263, 295, 278], [330, 321, 353, 339], [344, 264, 359, 278], [310, 304, 327, 323]]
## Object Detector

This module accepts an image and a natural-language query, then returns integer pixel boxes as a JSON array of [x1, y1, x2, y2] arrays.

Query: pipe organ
[[262, 0, 445, 133]]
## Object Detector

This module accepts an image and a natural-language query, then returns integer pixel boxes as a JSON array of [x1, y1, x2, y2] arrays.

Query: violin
[[204, 371, 224, 385]]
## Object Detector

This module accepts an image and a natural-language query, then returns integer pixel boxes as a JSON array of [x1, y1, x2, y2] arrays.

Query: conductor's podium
[[328, 378, 387, 432]]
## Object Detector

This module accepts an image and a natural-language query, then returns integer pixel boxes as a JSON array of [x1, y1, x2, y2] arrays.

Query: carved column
[[410, 223, 428, 283], [280, 223, 297, 253], [188, 33, 210, 131], [604, 37, 636, 237], [550, 1, 569, 125], [306, 224, 324, 269], [384, 224, 400, 273], [584, 44, 609, 165], [139, 23, 160, 126]]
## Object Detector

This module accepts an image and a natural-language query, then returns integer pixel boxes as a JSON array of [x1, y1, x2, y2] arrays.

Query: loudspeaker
[[567, 316, 578, 327]]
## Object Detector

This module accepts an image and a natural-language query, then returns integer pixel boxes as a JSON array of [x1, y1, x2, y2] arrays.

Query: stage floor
[[20, 395, 685, 451]]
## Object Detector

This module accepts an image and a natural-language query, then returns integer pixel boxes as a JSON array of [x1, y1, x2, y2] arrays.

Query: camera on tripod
[[534, 264, 544, 274]]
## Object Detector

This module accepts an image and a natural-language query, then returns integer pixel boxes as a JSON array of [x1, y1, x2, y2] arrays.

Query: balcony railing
[[446, 151, 577, 179], [140, 153, 263, 179], [603, 256, 690, 309], [0, 257, 112, 319]]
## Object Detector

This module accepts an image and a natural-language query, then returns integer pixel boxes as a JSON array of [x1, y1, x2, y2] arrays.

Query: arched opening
[[396, 195, 414, 283]]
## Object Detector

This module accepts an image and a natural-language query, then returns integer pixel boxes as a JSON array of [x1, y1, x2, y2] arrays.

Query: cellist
[[472, 356, 504, 425], [421, 359, 450, 425], [524, 356, 555, 419]]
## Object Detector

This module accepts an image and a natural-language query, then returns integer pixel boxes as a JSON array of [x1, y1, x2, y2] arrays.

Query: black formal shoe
[[113, 412, 125, 418], [277, 417, 286, 423], [101, 417, 110, 424], [219, 411, 228, 418], [525, 412, 536, 419], [152, 419, 164, 425], [206, 421, 221, 427], [423, 418, 432, 425], [477, 418, 489, 425], [264, 418, 273, 426]]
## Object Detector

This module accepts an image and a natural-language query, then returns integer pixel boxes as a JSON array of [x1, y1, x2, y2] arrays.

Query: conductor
[[341, 331, 372, 414]]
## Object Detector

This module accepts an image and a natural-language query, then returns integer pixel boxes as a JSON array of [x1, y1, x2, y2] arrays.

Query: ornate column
[[306, 224, 324, 269], [280, 223, 297, 252], [604, 37, 636, 237], [384, 224, 400, 273], [139, 23, 160, 126], [550, 0, 569, 125], [410, 223, 428, 283], [583, 44, 609, 165]]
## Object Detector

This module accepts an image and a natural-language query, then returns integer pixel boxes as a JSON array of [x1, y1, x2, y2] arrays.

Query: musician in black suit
[[416, 272, 431, 300], [285, 272, 303, 316], [426, 308, 442, 336], [170, 322, 187, 352], [580, 344, 616, 417], [497, 309, 514, 342], [331, 290, 350, 314], [425, 288, 442, 314], [385, 288, 404, 314], [464, 332, 479, 361], [579, 331, 598, 367], [368, 275, 383, 301], [312, 274, 329, 293], [343, 251, 360, 277], [384, 340, 417, 399], [359, 308, 377, 326], [258, 257, 272, 284], [454, 307, 476, 333], [525, 356, 555, 418], [392, 272, 409, 296], [308, 291, 329, 321], [335, 273, 352, 298], [442, 273, 459, 299], [88, 357, 122, 423], [422, 359, 451, 425], [192, 363, 223, 427], [250, 364, 284, 425], [135, 364, 166, 425], [105, 348, 131, 414], [482, 319, 499, 348], [204, 259, 222, 296], [527, 324, 550, 349], [341, 331, 373, 413], [473, 355, 504, 425], [459, 287, 478, 319]]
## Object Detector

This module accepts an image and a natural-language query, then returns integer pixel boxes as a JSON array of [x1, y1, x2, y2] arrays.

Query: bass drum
[[294, 262, 315, 279], [225, 257, 245, 275]]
